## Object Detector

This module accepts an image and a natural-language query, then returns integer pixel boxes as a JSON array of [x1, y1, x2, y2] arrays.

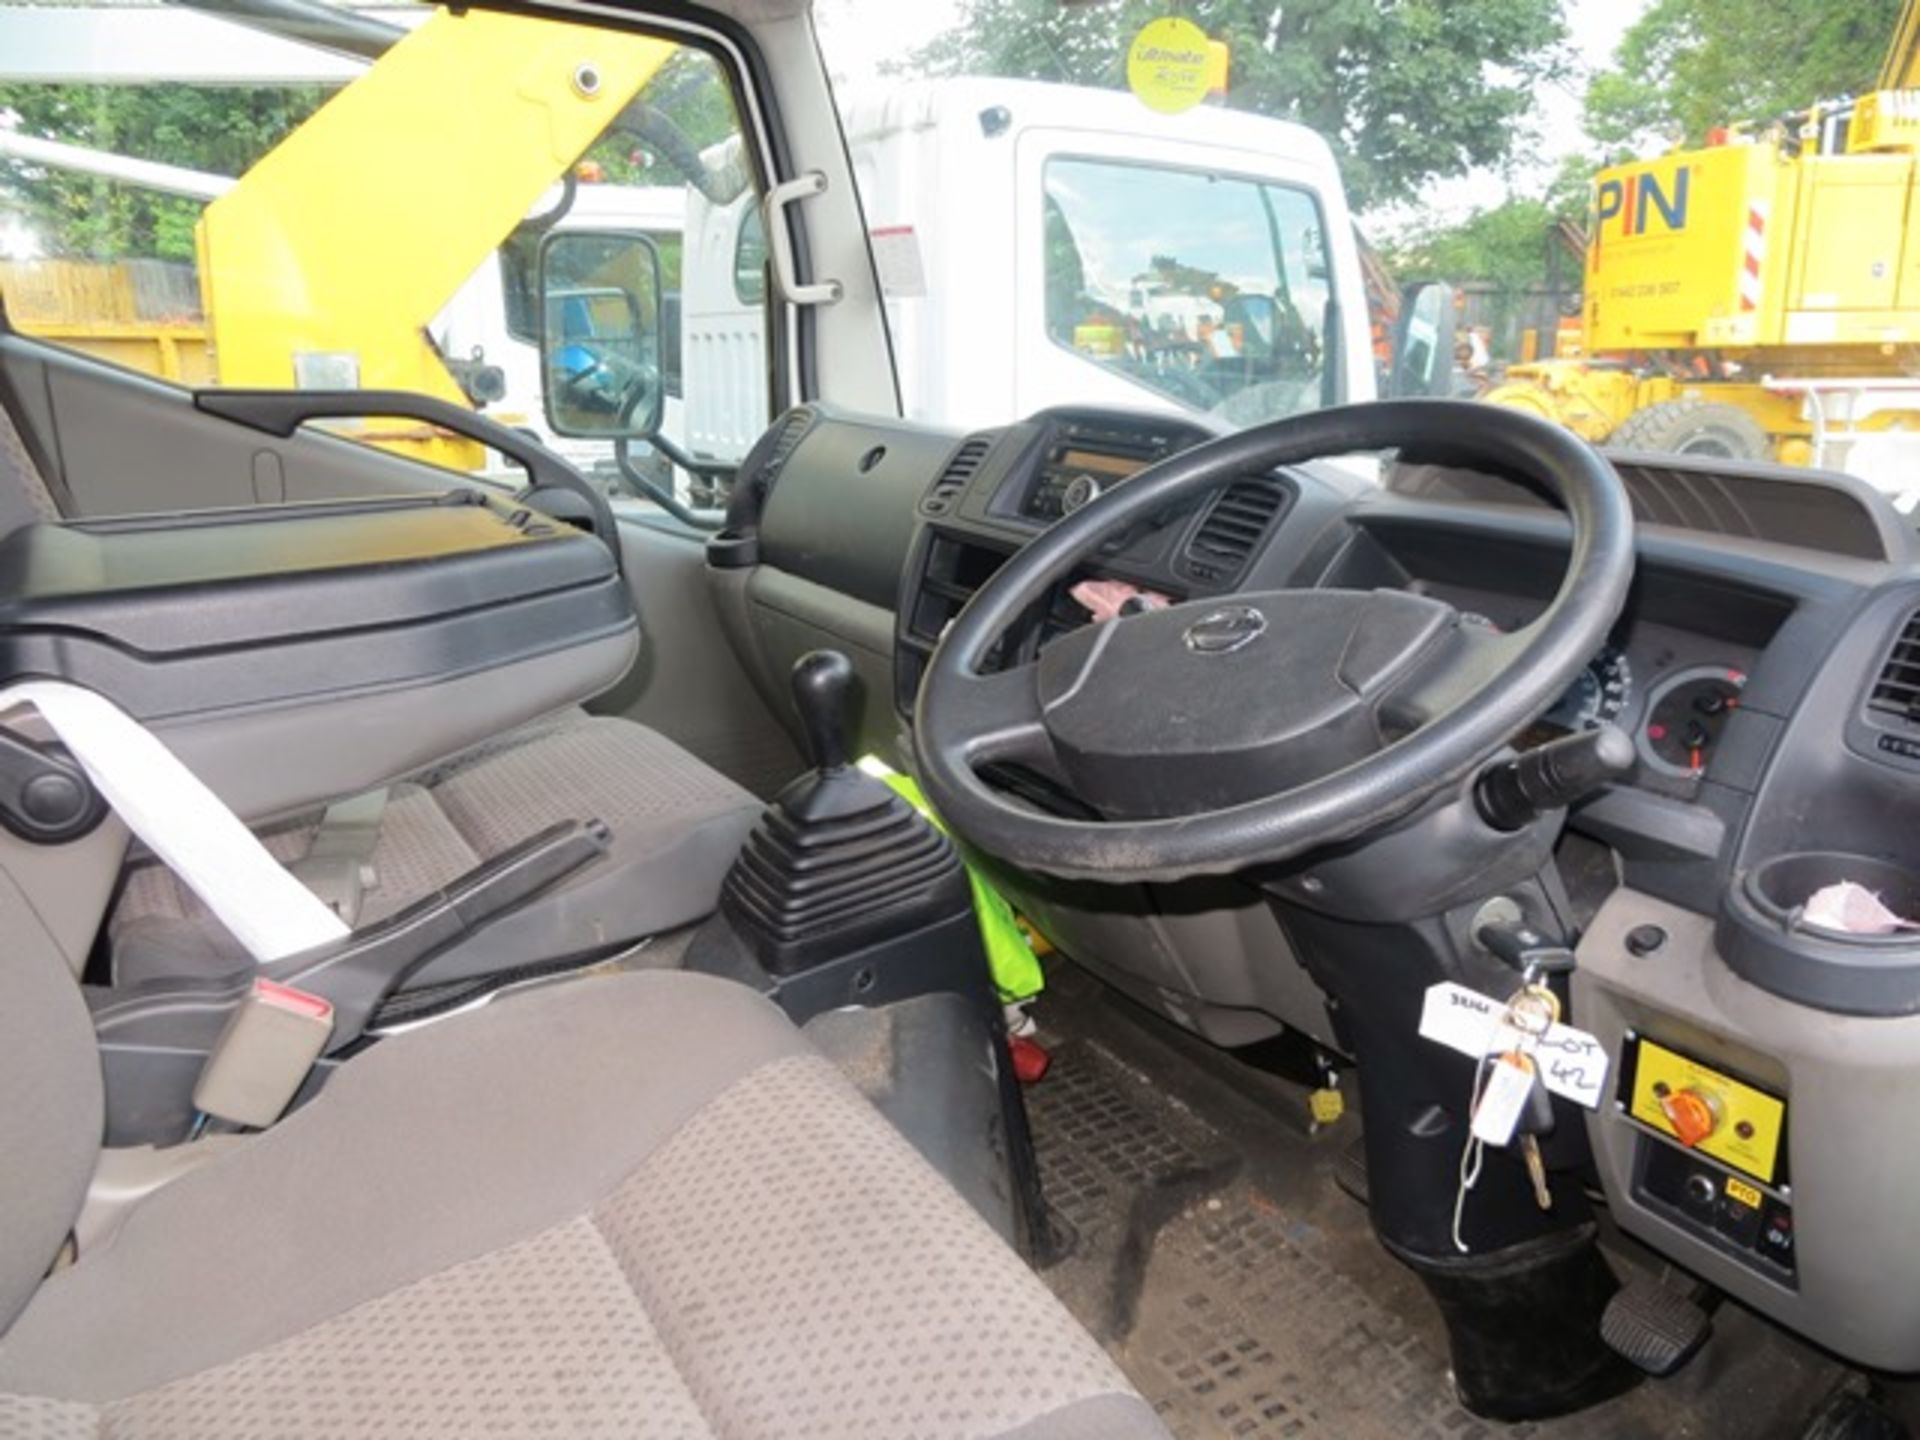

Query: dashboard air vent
[[1181, 480, 1286, 581], [921, 433, 995, 517], [1868, 610, 1920, 725]]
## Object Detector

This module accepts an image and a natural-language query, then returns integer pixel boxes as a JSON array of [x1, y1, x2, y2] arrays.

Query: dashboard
[[713, 396, 1920, 1373], [1408, 582, 1769, 799], [888, 405, 1803, 811], [894, 407, 1294, 716]]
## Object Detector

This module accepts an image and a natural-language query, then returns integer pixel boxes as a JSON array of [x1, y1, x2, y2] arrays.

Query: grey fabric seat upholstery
[[0, 967, 1168, 1438], [110, 708, 764, 989]]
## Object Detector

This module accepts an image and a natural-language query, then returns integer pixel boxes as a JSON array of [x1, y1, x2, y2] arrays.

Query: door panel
[[602, 509, 801, 798], [0, 333, 474, 517]]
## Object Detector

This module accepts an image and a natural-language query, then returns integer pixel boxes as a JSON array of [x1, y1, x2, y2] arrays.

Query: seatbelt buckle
[[192, 979, 335, 1129]]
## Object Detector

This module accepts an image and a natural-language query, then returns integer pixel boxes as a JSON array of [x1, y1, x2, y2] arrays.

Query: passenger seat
[[0, 400, 764, 991], [0, 956, 1169, 1437]]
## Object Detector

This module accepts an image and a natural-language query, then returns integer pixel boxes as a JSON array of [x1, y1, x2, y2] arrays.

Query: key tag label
[[1419, 981, 1611, 1109], [1470, 1054, 1537, 1146]]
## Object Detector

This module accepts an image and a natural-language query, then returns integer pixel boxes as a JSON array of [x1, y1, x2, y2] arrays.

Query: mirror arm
[[645, 429, 733, 480], [614, 439, 727, 528]]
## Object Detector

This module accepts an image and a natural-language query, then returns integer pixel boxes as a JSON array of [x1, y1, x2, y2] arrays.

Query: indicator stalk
[[1475, 723, 1635, 832]]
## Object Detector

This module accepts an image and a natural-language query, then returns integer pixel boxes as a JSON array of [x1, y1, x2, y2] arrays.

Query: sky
[[812, 0, 1652, 230]]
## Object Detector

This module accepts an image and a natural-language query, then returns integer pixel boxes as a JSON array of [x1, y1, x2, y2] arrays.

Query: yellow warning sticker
[[1725, 1176, 1763, 1211], [1628, 1037, 1786, 1185], [1127, 17, 1212, 114]]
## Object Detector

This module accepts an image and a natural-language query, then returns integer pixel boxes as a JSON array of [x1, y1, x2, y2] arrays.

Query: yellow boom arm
[[1882, 0, 1920, 90], [197, 8, 675, 465]]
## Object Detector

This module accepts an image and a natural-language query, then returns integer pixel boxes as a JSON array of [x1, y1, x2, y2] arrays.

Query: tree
[[1382, 150, 1592, 284], [1384, 197, 1558, 293], [904, 0, 1571, 211], [1586, 0, 1903, 148], [0, 85, 331, 260], [1378, 154, 1591, 360]]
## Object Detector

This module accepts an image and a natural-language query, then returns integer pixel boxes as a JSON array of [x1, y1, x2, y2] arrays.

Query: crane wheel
[[1608, 398, 1771, 461]]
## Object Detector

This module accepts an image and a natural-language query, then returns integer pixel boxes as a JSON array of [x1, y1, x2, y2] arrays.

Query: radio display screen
[[1054, 448, 1147, 479]]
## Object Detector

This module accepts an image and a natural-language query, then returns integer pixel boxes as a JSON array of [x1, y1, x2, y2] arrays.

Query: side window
[[1041, 157, 1334, 427], [0, 10, 773, 507]]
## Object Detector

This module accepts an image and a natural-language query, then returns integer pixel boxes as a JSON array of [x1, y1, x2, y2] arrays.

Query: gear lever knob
[[791, 650, 855, 773]]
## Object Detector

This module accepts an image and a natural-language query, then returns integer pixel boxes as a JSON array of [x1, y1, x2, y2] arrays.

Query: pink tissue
[[1070, 579, 1171, 623], [1803, 881, 1918, 935]]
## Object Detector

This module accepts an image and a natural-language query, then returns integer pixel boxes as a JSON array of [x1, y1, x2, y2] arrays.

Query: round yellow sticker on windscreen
[[1127, 17, 1211, 114]]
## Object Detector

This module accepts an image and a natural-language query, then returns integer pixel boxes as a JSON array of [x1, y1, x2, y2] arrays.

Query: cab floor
[[1022, 964, 1901, 1440]]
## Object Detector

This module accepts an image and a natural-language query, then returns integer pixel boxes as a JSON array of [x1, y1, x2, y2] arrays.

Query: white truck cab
[[838, 78, 1373, 431], [680, 76, 1373, 461]]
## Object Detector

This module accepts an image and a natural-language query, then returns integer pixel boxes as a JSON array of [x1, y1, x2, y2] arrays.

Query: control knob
[[1060, 473, 1103, 514]]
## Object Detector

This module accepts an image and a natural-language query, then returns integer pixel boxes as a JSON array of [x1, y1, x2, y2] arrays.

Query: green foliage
[[906, 0, 1571, 211], [582, 47, 737, 186], [1585, 0, 1903, 147], [1384, 197, 1557, 291], [0, 84, 330, 259], [1380, 154, 1591, 297]]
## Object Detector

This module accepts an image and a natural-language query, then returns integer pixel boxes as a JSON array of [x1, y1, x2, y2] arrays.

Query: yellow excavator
[[1484, 1, 1920, 470], [0, 1, 741, 469]]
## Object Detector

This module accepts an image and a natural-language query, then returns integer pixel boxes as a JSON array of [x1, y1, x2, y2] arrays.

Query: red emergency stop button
[[1659, 1087, 1720, 1148]]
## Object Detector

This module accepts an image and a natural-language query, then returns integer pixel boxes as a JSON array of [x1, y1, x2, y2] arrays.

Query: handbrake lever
[[268, 818, 611, 1050], [92, 819, 610, 1143]]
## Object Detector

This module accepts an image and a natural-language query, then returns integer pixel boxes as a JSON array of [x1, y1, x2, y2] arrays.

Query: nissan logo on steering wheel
[[1182, 605, 1268, 655]]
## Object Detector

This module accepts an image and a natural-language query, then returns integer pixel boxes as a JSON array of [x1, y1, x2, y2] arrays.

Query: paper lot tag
[[1419, 982, 1610, 1110]]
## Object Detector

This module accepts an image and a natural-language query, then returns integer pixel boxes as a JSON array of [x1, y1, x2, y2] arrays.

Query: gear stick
[[715, 650, 970, 974], [793, 648, 853, 775]]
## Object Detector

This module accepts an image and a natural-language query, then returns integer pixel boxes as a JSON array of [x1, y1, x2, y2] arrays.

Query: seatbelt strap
[[0, 681, 350, 960], [287, 787, 388, 926]]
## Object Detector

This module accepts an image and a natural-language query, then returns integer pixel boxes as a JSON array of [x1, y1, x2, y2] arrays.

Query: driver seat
[[0, 956, 1166, 1437]]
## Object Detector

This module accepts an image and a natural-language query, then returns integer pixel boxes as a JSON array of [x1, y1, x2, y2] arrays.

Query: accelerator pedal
[[1600, 1277, 1712, 1377]]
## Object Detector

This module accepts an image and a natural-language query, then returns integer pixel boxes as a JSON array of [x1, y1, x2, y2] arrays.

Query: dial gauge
[[1540, 646, 1634, 733], [1639, 665, 1747, 777]]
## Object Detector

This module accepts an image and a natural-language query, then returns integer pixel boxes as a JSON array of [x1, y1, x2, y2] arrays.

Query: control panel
[[1618, 1033, 1794, 1282], [1013, 416, 1198, 524]]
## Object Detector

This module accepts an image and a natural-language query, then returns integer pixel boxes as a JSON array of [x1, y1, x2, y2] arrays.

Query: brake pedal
[[1600, 1278, 1711, 1377]]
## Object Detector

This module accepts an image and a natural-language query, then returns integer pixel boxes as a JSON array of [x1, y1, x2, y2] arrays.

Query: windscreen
[[1042, 157, 1332, 426]]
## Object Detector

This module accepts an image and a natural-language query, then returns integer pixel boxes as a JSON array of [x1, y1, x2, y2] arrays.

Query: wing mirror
[[538, 229, 665, 440], [1387, 280, 1459, 399]]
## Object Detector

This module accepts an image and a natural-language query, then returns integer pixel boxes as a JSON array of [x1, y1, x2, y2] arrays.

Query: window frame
[[0, 0, 801, 516]]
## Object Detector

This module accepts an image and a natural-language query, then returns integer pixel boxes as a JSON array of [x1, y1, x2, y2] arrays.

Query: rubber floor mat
[[1024, 979, 1867, 1440]]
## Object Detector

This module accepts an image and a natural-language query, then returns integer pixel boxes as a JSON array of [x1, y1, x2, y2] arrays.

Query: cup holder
[[1745, 851, 1920, 939], [1721, 850, 1920, 1016]]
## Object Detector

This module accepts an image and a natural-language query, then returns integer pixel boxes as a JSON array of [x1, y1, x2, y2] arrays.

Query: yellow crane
[[1484, 1, 1920, 467]]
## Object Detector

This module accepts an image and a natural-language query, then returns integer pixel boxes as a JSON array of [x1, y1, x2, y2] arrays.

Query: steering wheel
[[912, 400, 1634, 884]]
